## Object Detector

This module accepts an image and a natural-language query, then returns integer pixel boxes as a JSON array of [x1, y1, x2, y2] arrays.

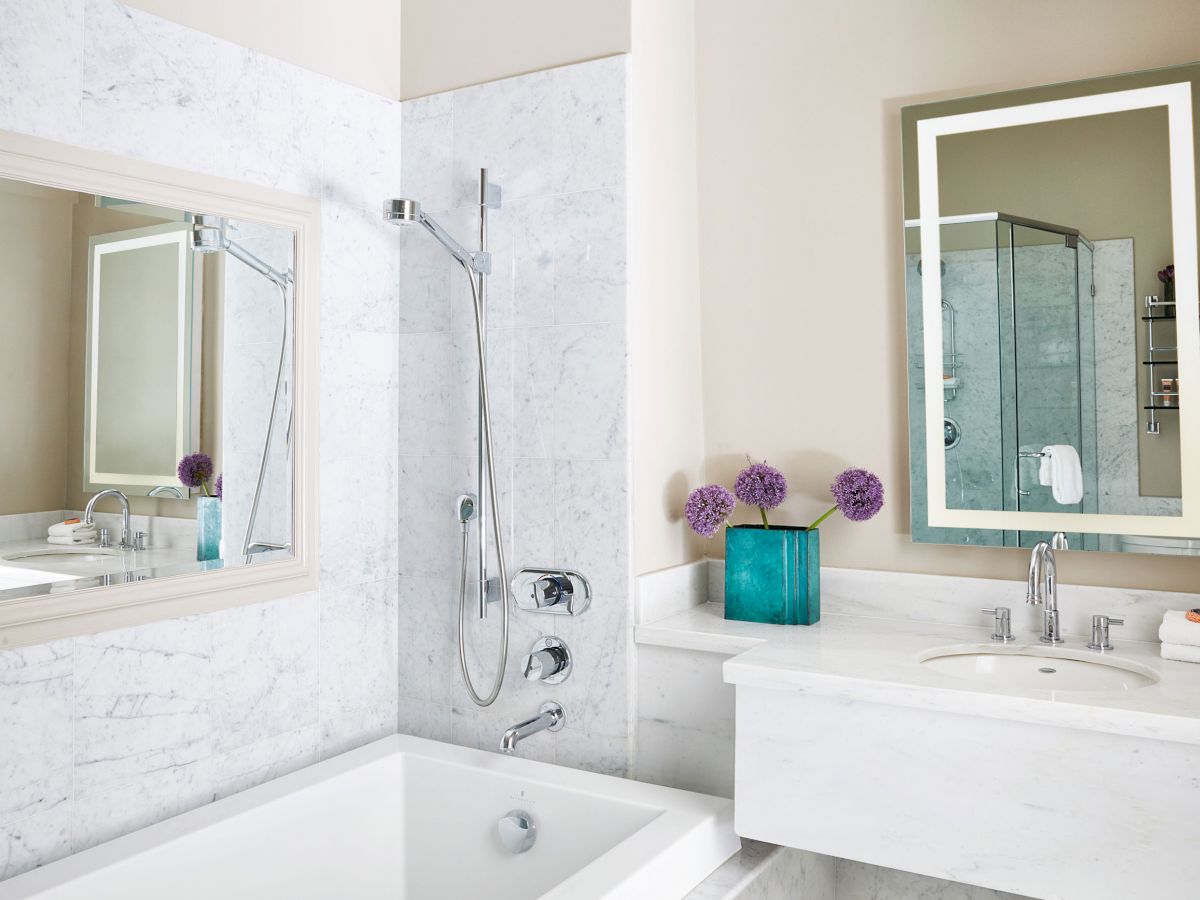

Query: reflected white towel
[[1037, 445, 1083, 505], [1161, 642, 1200, 664], [48, 521, 95, 538], [47, 533, 97, 546], [1158, 610, 1200, 646]]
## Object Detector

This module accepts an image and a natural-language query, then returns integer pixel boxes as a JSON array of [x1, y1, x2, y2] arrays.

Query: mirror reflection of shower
[[190, 214, 294, 556], [906, 212, 1100, 548]]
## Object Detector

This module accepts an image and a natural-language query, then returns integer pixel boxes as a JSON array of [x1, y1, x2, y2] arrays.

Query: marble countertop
[[636, 602, 1200, 745]]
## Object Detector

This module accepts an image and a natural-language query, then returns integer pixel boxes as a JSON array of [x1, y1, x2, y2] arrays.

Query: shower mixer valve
[[511, 568, 592, 616]]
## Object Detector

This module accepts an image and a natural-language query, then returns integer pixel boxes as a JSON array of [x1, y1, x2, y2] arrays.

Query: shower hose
[[455, 262, 510, 707]]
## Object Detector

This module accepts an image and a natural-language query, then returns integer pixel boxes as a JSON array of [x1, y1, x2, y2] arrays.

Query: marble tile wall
[[0, 0, 402, 880], [395, 57, 633, 773]]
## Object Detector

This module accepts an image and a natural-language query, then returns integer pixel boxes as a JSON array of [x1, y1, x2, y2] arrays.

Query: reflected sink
[[920, 646, 1158, 692], [3, 548, 120, 564]]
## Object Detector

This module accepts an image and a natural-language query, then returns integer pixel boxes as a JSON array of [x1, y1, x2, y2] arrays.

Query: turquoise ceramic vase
[[724, 524, 820, 625], [196, 496, 222, 562]]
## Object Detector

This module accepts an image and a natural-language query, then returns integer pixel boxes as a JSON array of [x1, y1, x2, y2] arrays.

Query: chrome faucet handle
[[531, 574, 572, 609], [1087, 615, 1124, 652], [133, 531, 149, 551], [98, 528, 111, 549], [522, 636, 571, 684], [982, 607, 1016, 643]]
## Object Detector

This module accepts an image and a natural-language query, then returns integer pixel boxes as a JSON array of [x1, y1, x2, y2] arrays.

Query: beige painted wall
[[399, 0, 630, 98], [124, 0, 403, 98], [693, 0, 1200, 592], [0, 181, 74, 515], [629, 0, 706, 575]]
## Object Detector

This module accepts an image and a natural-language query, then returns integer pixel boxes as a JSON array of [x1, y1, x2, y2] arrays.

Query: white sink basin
[[3, 548, 120, 564], [919, 646, 1158, 692]]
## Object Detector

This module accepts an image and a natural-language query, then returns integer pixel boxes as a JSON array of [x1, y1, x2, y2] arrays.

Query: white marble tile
[[553, 189, 627, 326], [553, 459, 630, 599], [318, 453, 399, 586], [0, 0, 82, 144], [550, 324, 627, 461], [395, 220, 452, 334], [835, 858, 1030, 900], [553, 594, 631, 738], [396, 455, 455, 579], [638, 646, 734, 739], [210, 594, 318, 753], [450, 69, 555, 205], [72, 616, 215, 850], [636, 719, 733, 798], [396, 695, 454, 743], [211, 725, 319, 801], [554, 728, 630, 778], [399, 93, 455, 212], [319, 200, 401, 335], [636, 559, 710, 625], [318, 80, 403, 210], [318, 579, 399, 758], [0, 641, 73, 879], [396, 575, 456, 707], [492, 196, 556, 330], [551, 55, 627, 196]]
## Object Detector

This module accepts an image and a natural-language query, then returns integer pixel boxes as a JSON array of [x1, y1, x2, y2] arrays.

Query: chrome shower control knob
[[498, 810, 537, 854], [522, 636, 572, 684], [530, 574, 572, 608]]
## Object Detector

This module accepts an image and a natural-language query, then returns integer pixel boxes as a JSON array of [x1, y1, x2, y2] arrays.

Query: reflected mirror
[[903, 65, 1200, 554], [0, 176, 294, 598]]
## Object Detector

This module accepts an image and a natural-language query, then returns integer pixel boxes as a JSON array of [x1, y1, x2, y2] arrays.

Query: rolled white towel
[[47, 533, 97, 546], [48, 521, 95, 538], [1161, 642, 1200, 664], [1158, 610, 1200, 646]]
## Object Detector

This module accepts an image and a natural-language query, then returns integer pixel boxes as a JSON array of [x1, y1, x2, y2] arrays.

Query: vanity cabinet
[[731, 680, 1199, 900]]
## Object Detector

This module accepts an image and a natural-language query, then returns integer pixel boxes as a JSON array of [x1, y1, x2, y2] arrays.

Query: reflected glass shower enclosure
[[906, 213, 1099, 549]]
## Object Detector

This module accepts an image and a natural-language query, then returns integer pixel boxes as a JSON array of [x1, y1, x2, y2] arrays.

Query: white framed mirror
[[0, 128, 319, 648], [903, 65, 1200, 552]]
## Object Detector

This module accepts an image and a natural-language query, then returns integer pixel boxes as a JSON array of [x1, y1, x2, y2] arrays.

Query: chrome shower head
[[384, 198, 422, 224], [192, 214, 231, 253], [383, 197, 487, 275]]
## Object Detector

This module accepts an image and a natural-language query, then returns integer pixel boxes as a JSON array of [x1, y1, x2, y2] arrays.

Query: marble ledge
[[637, 601, 1200, 746]]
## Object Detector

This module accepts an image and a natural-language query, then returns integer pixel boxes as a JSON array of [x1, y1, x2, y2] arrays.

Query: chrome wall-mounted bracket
[[511, 567, 592, 616]]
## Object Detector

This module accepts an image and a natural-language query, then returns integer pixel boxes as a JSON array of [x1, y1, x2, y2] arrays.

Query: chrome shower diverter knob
[[521, 636, 572, 684], [531, 574, 572, 608]]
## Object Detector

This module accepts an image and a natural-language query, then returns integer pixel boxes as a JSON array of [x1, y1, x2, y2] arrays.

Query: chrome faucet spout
[[1027, 534, 1065, 644], [84, 489, 132, 551], [499, 702, 564, 754]]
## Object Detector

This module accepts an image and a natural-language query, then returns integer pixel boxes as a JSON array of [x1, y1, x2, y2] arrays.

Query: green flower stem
[[759, 506, 770, 529], [808, 505, 837, 530], [201, 480, 212, 498]]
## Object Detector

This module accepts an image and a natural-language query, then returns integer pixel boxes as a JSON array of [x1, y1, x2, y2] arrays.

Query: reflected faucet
[[500, 702, 565, 754], [84, 489, 132, 551], [1026, 533, 1067, 644]]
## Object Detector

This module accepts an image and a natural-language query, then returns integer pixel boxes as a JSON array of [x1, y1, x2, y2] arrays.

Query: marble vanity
[[636, 562, 1200, 900]]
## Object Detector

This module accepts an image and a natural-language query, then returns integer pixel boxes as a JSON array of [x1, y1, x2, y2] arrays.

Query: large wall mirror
[[0, 130, 316, 646], [903, 65, 1200, 554]]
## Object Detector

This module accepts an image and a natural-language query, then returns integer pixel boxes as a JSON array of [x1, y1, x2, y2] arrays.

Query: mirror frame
[[916, 81, 1200, 537], [0, 128, 319, 649]]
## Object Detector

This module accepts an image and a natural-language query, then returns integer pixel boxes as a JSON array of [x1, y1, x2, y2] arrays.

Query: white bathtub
[[0, 735, 739, 899]]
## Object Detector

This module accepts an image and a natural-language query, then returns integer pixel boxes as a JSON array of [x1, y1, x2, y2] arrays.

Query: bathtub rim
[[0, 733, 739, 900]]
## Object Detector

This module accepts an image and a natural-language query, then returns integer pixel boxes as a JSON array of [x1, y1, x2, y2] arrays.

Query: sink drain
[[1038, 667, 1057, 674]]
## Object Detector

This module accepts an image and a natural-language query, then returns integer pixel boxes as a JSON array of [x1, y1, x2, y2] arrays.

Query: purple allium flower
[[734, 462, 788, 510], [685, 484, 737, 538], [830, 467, 885, 522], [177, 452, 214, 489], [215, 473, 223, 501]]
